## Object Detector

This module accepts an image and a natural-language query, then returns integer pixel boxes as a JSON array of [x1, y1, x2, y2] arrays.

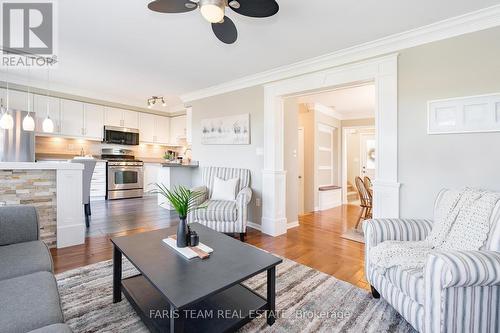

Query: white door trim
[[261, 54, 400, 236], [341, 125, 375, 204]]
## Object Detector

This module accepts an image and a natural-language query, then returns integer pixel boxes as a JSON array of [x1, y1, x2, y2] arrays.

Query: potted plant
[[152, 184, 203, 248]]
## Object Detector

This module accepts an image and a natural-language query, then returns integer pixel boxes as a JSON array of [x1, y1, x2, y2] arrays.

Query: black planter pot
[[176, 218, 188, 248]]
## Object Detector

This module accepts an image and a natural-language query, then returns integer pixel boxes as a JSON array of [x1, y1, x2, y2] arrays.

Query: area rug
[[340, 228, 365, 244], [56, 258, 415, 333]]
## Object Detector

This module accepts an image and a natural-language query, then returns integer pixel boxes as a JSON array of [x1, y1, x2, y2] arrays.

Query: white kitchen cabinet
[[104, 107, 123, 127], [155, 115, 170, 145], [169, 115, 186, 144], [34, 95, 61, 134], [104, 107, 139, 128], [60, 99, 85, 137], [186, 107, 192, 145], [144, 163, 162, 194], [123, 109, 139, 128], [84, 103, 104, 140], [0, 88, 31, 112], [138, 113, 155, 143], [90, 161, 107, 201], [139, 113, 170, 145]]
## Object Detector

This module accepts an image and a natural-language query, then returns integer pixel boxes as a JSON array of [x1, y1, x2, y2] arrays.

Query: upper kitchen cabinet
[[104, 107, 139, 129], [169, 115, 186, 144], [83, 103, 104, 140], [138, 113, 155, 143], [186, 107, 192, 145], [60, 99, 85, 137], [155, 115, 170, 144], [34, 95, 61, 134], [0, 88, 32, 112], [138, 113, 170, 145]]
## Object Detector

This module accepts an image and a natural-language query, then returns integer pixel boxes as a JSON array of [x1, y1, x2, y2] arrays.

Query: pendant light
[[0, 80, 14, 130], [22, 71, 35, 132], [42, 67, 54, 133]]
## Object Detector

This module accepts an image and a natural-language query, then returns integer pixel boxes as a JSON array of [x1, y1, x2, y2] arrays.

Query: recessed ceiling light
[[185, 2, 197, 9], [228, 1, 240, 9]]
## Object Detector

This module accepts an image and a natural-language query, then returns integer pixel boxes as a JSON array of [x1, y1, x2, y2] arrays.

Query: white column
[[56, 168, 85, 248], [372, 58, 400, 218], [261, 90, 288, 236]]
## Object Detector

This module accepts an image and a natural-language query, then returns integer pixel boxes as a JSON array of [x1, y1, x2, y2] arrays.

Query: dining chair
[[355, 176, 372, 229]]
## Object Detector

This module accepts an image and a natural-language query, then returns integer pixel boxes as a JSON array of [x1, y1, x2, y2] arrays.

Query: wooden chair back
[[355, 176, 372, 208]]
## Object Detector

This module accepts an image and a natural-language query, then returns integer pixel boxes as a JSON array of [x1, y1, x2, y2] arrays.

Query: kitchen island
[[0, 162, 85, 248], [157, 163, 199, 210]]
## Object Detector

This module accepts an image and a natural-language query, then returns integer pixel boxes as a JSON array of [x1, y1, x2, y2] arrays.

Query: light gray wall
[[190, 86, 264, 225], [399, 26, 500, 218]]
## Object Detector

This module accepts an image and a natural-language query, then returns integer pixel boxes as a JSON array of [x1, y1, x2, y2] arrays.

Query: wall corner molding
[[181, 4, 500, 103]]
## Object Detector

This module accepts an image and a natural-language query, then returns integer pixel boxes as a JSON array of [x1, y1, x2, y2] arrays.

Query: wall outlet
[[255, 198, 261, 207]]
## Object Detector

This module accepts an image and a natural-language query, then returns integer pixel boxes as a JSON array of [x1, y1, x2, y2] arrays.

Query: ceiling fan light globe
[[200, 0, 225, 23]]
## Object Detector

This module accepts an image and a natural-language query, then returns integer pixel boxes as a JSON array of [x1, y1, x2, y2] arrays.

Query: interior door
[[360, 133, 376, 180], [298, 127, 305, 215]]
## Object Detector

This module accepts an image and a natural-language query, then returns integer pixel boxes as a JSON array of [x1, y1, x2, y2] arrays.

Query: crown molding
[[181, 4, 500, 102]]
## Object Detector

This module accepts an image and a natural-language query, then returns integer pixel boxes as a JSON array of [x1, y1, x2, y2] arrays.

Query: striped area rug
[[56, 258, 415, 333]]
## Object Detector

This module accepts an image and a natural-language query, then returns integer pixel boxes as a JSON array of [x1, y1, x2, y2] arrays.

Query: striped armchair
[[363, 189, 500, 333], [188, 167, 252, 241]]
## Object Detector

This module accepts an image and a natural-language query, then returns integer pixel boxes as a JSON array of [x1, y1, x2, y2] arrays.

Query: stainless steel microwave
[[103, 126, 140, 145]]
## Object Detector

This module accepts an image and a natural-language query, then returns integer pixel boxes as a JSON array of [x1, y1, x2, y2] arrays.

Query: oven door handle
[[109, 166, 143, 170]]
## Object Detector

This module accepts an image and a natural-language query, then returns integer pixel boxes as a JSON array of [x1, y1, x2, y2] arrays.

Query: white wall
[[190, 86, 264, 225], [399, 26, 500, 218]]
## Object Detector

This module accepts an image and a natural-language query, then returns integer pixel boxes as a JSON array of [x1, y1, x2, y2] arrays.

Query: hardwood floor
[[51, 198, 368, 290]]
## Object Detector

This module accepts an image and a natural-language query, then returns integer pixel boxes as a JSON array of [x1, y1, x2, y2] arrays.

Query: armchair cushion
[[211, 177, 239, 201], [0, 241, 53, 281], [191, 186, 208, 207], [385, 266, 425, 305], [0, 205, 39, 246], [194, 200, 237, 223]]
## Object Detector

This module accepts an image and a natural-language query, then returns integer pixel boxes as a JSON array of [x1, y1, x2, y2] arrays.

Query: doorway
[[298, 127, 305, 215], [342, 126, 376, 204], [261, 54, 399, 236]]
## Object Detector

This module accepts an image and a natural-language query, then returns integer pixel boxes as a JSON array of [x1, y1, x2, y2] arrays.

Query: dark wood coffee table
[[111, 223, 282, 333]]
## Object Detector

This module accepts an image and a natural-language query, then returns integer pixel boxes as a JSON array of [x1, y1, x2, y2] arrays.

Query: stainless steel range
[[102, 148, 144, 200]]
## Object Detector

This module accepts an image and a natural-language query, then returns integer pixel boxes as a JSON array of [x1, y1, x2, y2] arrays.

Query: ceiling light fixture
[[22, 81, 35, 132], [0, 80, 13, 130], [43, 68, 54, 133], [199, 0, 225, 23], [147, 96, 167, 109]]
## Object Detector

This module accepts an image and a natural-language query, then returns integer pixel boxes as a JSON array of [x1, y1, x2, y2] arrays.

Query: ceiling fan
[[147, 0, 279, 44]]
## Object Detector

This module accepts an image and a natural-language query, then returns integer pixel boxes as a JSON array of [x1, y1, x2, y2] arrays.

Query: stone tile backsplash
[[0, 169, 57, 247]]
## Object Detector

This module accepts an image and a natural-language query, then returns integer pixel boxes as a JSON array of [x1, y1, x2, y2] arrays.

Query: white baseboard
[[246, 221, 262, 231], [287, 221, 299, 229], [57, 224, 85, 248]]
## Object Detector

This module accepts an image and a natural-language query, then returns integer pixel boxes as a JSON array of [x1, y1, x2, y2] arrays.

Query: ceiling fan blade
[[147, 0, 197, 13], [229, 0, 279, 18], [212, 16, 238, 44]]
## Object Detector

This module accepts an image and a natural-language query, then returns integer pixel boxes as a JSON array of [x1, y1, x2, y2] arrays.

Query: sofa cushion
[[28, 324, 72, 333], [385, 266, 425, 305], [194, 200, 238, 222], [0, 271, 64, 333], [0, 241, 53, 281]]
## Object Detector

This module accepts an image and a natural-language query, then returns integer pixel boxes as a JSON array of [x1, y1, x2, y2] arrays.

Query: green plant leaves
[[151, 184, 205, 219]]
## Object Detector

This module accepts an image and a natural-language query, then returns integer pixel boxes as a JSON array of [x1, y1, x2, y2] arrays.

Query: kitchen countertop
[[35, 153, 106, 161], [161, 162, 199, 168], [0, 162, 84, 170]]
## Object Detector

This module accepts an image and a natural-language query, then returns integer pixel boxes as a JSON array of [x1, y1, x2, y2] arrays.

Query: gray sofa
[[0, 206, 72, 333]]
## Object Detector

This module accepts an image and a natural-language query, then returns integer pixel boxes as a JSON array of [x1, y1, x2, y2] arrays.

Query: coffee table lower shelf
[[121, 275, 268, 333]]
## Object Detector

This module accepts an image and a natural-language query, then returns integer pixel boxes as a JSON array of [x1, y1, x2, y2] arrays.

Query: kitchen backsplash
[[35, 136, 186, 160]]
